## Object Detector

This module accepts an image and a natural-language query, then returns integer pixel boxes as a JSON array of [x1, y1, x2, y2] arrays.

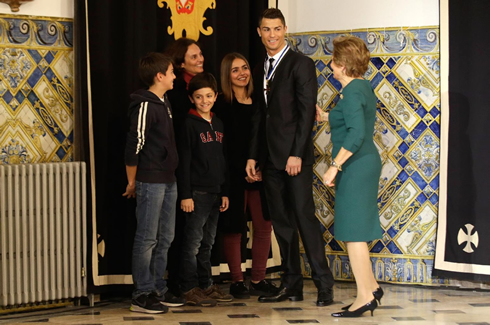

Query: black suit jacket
[[249, 49, 317, 170]]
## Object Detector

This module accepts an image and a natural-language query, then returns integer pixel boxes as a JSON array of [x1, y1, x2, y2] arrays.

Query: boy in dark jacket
[[177, 72, 232, 306], [123, 52, 185, 314]]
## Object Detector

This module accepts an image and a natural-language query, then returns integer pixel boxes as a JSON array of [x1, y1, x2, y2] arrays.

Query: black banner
[[75, 0, 268, 291], [434, 0, 490, 280]]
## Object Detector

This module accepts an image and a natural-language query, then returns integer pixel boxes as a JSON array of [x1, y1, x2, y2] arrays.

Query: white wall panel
[[277, 0, 439, 32], [0, 0, 74, 18]]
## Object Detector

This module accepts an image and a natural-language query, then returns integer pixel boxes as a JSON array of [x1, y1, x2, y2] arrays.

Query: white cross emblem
[[457, 224, 479, 253]]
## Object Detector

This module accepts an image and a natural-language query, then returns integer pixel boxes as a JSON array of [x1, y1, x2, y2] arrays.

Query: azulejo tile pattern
[[288, 27, 442, 285], [0, 15, 74, 164]]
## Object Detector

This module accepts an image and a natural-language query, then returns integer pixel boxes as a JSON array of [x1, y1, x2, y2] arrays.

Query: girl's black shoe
[[332, 298, 378, 318], [249, 279, 279, 296], [341, 287, 384, 310], [230, 282, 250, 299]]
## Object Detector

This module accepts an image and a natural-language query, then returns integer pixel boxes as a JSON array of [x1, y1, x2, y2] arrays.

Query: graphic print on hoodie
[[125, 89, 179, 183], [177, 108, 228, 199]]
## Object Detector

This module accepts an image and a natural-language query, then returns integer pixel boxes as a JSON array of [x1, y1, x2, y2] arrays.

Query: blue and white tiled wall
[[0, 15, 74, 164], [289, 27, 443, 285]]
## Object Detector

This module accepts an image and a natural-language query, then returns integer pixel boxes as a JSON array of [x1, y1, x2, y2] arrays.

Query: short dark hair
[[138, 52, 172, 87], [164, 37, 201, 74], [188, 72, 218, 96], [258, 8, 286, 27]]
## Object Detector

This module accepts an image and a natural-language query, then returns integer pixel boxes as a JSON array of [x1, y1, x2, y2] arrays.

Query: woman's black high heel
[[374, 287, 384, 304], [332, 298, 378, 317], [341, 287, 384, 310]]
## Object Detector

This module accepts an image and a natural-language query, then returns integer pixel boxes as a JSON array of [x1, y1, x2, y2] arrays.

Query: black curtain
[[75, 0, 268, 293], [434, 0, 490, 281]]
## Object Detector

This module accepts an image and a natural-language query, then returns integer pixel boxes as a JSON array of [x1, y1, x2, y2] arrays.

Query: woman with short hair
[[317, 35, 383, 318]]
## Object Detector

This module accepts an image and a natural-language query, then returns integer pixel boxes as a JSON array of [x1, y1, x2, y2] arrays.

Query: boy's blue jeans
[[180, 190, 221, 293], [132, 181, 177, 299]]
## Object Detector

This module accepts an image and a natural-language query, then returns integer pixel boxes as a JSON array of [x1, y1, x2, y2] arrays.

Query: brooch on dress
[[339, 89, 344, 100]]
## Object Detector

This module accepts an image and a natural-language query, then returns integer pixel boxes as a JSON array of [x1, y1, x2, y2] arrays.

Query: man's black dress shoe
[[258, 287, 303, 303], [316, 287, 334, 306]]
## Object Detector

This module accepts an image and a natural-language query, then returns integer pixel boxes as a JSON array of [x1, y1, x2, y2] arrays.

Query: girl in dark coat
[[216, 53, 278, 298]]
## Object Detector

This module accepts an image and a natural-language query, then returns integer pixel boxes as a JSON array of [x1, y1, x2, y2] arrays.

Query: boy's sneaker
[[203, 284, 234, 302], [249, 279, 280, 296], [184, 287, 217, 307], [155, 291, 186, 307], [130, 293, 169, 314], [230, 282, 250, 299]]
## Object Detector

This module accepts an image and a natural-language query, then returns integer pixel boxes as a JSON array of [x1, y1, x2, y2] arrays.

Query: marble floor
[[1, 280, 490, 325]]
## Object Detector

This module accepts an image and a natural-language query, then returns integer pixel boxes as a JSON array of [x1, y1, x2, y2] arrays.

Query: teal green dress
[[329, 79, 382, 242]]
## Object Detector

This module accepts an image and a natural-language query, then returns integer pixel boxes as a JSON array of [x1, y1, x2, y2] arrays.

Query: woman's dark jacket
[[214, 95, 270, 234], [167, 76, 193, 141]]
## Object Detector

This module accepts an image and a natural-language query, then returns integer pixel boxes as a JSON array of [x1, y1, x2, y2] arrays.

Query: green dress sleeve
[[340, 89, 366, 154]]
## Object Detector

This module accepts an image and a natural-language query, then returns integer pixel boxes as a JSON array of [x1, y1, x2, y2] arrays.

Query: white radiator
[[0, 162, 87, 307]]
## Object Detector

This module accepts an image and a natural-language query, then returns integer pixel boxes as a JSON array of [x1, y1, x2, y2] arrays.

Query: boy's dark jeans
[[132, 181, 177, 299], [180, 190, 221, 293]]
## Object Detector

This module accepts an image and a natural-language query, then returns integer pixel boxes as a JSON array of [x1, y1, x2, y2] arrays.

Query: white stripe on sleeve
[[135, 102, 148, 154]]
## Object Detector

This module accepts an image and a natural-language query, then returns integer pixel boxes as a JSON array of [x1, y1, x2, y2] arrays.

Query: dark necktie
[[267, 57, 275, 77], [265, 58, 275, 96]]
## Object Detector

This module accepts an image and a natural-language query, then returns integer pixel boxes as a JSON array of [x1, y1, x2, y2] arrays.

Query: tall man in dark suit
[[246, 8, 334, 306]]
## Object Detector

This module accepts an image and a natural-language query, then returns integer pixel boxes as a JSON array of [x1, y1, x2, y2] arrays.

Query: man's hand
[[246, 159, 259, 180], [181, 198, 194, 213], [220, 196, 229, 212], [122, 183, 136, 199], [285, 156, 302, 176]]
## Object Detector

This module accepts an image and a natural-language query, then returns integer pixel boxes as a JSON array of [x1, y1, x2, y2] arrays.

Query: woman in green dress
[[316, 35, 382, 318]]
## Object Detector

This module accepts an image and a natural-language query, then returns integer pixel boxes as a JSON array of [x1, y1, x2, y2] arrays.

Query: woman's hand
[[255, 170, 263, 182], [322, 166, 338, 187], [246, 159, 260, 181], [316, 104, 329, 122], [245, 170, 262, 183]]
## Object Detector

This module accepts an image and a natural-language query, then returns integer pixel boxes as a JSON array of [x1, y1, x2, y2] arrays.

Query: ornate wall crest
[[0, 0, 34, 12], [157, 0, 215, 41]]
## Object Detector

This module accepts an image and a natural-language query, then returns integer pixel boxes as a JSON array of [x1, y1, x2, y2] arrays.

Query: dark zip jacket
[[177, 109, 229, 199], [125, 89, 178, 183]]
